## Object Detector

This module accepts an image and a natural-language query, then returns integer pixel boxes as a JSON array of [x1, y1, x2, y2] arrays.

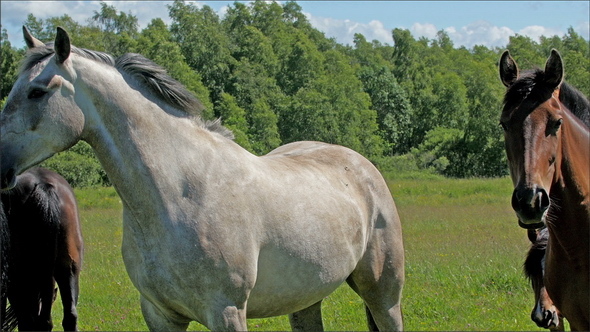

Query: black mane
[[523, 228, 548, 281], [560, 82, 590, 127]]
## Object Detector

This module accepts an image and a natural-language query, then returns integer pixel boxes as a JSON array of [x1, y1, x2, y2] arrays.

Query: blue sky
[[1, 1, 588, 49]]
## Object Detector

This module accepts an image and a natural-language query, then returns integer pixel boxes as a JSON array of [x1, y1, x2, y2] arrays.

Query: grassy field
[[46, 175, 559, 331]]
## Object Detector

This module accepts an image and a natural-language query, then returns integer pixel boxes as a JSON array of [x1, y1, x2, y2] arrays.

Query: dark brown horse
[[525, 228, 563, 330], [500, 49, 590, 330], [0, 167, 83, 331]]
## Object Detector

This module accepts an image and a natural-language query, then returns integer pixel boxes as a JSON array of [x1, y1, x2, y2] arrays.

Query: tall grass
[[46, 176, 554, 331]]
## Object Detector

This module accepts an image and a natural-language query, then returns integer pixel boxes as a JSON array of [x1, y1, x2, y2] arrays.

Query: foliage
[[39, 142, 110, 188], [1, 0, 589, 185], [0, 28, 22, 99]]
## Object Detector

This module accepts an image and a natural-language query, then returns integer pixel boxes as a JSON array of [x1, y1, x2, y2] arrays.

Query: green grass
[[46, 176, 560, 331]]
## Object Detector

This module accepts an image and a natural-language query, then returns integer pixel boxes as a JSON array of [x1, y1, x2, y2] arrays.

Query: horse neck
[[75, 57, 230, 219], [549, 108, 590, 264]]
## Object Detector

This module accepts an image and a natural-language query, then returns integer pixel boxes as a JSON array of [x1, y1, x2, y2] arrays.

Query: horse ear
[[54, 27, 71, 64], [22, 26, 44, 49], [499, 50, 519, 87], [544, 49, 564, 89]]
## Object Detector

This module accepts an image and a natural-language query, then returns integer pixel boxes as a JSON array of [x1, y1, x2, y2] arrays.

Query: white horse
[[0, 27, 405, 331]]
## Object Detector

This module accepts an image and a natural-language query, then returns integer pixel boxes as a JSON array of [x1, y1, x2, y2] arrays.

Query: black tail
[[1, 203, 17, 332]]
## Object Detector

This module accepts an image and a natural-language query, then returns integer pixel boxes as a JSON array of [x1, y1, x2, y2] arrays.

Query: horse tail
[[28, 181, 63, 242], [1, 305, 17, 332], [1, 203, 17, 332]]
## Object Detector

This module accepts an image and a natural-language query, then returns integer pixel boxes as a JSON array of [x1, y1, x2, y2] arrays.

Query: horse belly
[[246, 244, 358, 318]]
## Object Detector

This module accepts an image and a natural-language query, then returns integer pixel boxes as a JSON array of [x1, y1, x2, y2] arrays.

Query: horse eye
[[554, 118, 563, 130], [27, 89, 47, 99]]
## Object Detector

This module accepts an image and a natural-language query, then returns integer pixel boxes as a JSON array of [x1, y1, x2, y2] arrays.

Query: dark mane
[[503, 68, 590, 127], [523, 228, 548, 280], [559, 82, 590, 127], [115, 53, 205, 115], [20, 44, 234, 139]]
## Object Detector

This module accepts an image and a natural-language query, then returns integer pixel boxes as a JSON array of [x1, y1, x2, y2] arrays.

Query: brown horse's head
[[499, 50, 565, 229]]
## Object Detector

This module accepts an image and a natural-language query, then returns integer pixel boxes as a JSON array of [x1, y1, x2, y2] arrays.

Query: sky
[[1, 1, 589, 50]]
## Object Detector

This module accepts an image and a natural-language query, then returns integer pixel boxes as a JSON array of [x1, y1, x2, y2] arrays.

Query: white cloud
[[445, 20, 514, 49], [305, 12, 393, 45], [518, 25, 563, 41], [410, 22, 438, 40]]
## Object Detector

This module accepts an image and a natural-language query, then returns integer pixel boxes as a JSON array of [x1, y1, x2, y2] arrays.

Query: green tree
[[216, 92, 252, 151], [229, 59, 284, 155], [169, 0, 234, 104], [359, 66, 413, 154], [278, 30, 324, 95], [91, 2, 139, 56], [0, 28, 21, 100]]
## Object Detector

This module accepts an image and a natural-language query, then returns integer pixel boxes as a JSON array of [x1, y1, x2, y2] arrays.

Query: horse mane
[[20, 44, 234, 140], [559, 82, 590, 127], [503, 68, 590, 127], [523, 228, 548, 281]]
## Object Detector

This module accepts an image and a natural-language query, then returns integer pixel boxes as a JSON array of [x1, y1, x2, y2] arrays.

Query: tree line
[[1, 0, 588, 186]]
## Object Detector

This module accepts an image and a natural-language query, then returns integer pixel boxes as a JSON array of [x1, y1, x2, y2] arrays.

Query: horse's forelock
[[503, 69, 556, 120], [503, 69, 589, 126]]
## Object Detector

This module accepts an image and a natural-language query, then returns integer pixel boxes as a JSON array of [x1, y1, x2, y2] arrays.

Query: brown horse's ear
[[22, 26, 44, 49], [544, 49, 564, 89], [499, 50, 519, 87], [55, 27, 71, 64]]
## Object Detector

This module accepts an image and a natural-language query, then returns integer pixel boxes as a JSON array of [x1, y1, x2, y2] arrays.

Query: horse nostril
[[537, 188, 550, 212], [511, 189, 521, 211]]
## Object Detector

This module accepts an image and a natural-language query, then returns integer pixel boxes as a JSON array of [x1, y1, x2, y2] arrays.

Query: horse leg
[[288, 300, 324, 331], [55, 263, 81, 331], [346, 220, 404, 331], [37, 277, 56, 331], [364, 305, 379, 331], [140, 295, 190, 331]]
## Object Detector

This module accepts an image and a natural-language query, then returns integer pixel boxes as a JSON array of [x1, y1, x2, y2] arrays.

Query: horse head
[[0, 27, 84, 190], [499, 50, 566, 229]]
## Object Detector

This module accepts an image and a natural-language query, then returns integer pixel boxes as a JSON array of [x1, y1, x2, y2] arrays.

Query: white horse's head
[[1, 27, 84, 189]]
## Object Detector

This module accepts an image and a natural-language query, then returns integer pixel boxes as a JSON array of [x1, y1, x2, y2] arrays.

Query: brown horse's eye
[[547, 118, 563, 136]]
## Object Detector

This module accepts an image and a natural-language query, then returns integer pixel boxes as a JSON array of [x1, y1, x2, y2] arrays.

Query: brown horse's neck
[[549, 109, 590, 266]]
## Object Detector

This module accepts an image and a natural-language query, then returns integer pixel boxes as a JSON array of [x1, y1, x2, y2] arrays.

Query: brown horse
[[524, 228, 563, 330], [0, 167, 83, 331], [499, 49, 590, 330]]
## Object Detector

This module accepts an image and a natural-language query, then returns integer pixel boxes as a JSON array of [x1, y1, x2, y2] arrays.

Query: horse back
[[263, 141, 401, 235]]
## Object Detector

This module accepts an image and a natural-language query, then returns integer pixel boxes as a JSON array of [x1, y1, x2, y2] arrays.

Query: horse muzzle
[[512, 185, 549, 229], [531, 305, 560, 329]]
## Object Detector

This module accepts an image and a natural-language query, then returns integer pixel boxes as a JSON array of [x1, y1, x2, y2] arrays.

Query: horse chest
[[545, 245, 590, 325]]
